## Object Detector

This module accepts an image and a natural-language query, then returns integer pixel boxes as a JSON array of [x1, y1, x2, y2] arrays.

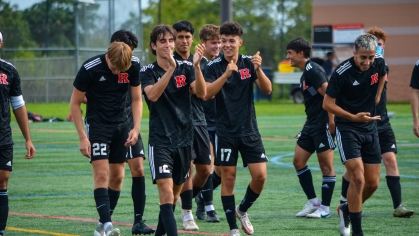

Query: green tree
[[0, 0, 38, 59]]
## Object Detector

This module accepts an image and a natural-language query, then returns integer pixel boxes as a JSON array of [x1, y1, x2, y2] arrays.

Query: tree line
[[0, 0, 311, 70]]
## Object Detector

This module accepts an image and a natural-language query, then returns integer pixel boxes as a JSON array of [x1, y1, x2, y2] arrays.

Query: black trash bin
[[254, 67, 272, 101]]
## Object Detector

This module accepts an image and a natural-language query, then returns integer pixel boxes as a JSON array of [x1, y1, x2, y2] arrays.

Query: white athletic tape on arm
[[10, 95, 25, 110], [0, 31, 3, 42]]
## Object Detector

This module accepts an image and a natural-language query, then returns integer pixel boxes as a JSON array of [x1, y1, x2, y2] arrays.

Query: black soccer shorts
[[215, 133, 268, 167], [148, 145, 191, 185], [297, 123, 336, 154], [191, 125, 211, 165], [127, 134, 146, 160], [378, 127, 397, 154], [0, 145, 13, 171], [335, 127, 381, 164], [86, 123, 129, 163]]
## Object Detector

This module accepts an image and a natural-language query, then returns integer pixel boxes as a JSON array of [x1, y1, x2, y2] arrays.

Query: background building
[[312, 0, 419, 102]]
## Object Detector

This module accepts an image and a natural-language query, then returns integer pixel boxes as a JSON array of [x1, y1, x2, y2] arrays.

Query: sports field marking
[[6, 226, 79, 236], [270, 153, 419, 179], [10, 212, 229, 236]]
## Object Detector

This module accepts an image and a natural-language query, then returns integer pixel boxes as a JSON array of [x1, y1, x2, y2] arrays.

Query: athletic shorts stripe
[[326, 124, 335, 149], [335, 127, 346, 163], [148, 145, 155, 180], [127, 146, 133, 158]]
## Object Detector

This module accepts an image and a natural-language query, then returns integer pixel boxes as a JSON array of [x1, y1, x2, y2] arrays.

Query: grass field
[[7, 102, 419, 235]]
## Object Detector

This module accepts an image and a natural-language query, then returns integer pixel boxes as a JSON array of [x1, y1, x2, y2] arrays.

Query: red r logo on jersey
[[370, 73, 379, 85], [118, 73, 130, 83], [175, 75, 187, 88], [0, 74, 8, 85], [239, 68, 251, 80], [302, 80, 309, 90]]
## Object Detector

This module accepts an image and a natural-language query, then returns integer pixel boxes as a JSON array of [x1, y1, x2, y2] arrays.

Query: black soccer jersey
[[326, 55, 387, 133], [376, 65, 390, 130], [141, 59, 195, 147], [0, 59, 22, 146], [410, 60, 419, 89], [300, 60, 329, 125], [73, 54, 141, 127], [204, 54, 259, 137], [173, 51, 206, 125], [326, 54, 386, 133], [201, 56, 217, 129]]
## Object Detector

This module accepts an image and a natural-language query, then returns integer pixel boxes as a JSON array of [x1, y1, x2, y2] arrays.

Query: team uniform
[[297, 60, 335, 153], [73, 54, 141, 163], [410, 60, 419, 90], [202, 56, 217, 154], [204, 55, 267, 167], [326, 54, 387, 164], [0, 59, 23, 171], [140, 59, 195, 185], [376, 66, 397, 154], [173, 52, 211, 165]]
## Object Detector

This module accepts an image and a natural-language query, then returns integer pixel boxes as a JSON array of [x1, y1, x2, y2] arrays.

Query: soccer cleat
[[393, 204, 414, 218], [206, 210, 220, 222], [296, 202, 320, 217], [230, 229, 241, 236], [104, 225, 120, 236], [337, 204, 350, 236], [93, 222, 105, 236], [236, 205, 254, 235], [132, 220, 155, 235], [306, 207, 331, 218], [182, 219, 199, 231], [340, 196, 348, 204], [195, 195, 206, 220]]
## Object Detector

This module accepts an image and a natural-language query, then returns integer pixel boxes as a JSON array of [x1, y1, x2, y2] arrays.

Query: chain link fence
[[3, 48, 148, 103]]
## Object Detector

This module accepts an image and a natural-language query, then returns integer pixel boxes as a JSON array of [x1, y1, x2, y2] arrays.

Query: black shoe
[[206, 210, 220, 222], [132, 220, 155, 235], [195, 194, 206, 220]]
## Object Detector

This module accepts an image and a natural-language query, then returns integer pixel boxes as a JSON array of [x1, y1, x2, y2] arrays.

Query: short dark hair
[[149, 24, 176, 55], [326, 51, 334, 57], [172, 20, 194, 34], [110, 29, 138, 49], [286, 38, 311, 58], [220, 21, 243, 37]]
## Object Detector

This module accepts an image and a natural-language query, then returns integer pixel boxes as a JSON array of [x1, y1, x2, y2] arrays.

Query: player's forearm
[[13, 105, 32, 142], [411, 88, 419, 123], [145, 68, 174, 102], [328, 112, 335, 125], [194, 65, 206, 99], [323, 95, 355, 121], [375, 75, 386, 104], [70, 101, 87, 140], [131, 97, 142, 132], [204, 74, 228, 100], [255, 68, 272, 95]]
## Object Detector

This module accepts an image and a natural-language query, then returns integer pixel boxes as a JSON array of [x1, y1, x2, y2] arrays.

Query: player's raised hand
[[251, 51, 262, 70], [352, 112, 381, 122], [225, 60, 238, 77], [167, 47, 176, 69], [193, 44, 205, 67]]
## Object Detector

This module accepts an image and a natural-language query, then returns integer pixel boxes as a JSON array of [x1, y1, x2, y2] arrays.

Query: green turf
[[6, 102, 419, 235]]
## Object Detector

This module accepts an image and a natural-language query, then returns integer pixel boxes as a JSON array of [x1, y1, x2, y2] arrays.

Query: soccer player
[[339, 27, 414, 218], [204, 21, 272, 236], [286, 38, 336, 219], [410, 59, 419, 138], [323, 33, 387, 236], [0, 30, 36, 236], [108, 30, 155, 235], [140, 24, 206, 236], [195, 24, 222, 223], [172, 20, 212, 231], [70, 42, 142, 236]]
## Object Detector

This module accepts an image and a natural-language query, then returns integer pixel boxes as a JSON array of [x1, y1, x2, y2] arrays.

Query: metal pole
[[108, 0, 112, 39], [45, 57, 49, 103], [220, 0, 232, 24], [74, 1, 79, 74]]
